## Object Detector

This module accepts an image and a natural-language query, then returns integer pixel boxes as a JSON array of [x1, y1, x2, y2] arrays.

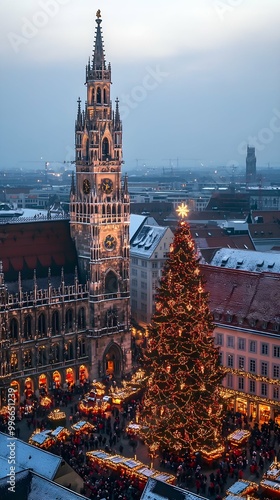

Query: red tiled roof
[[248, 222, 280, 238], [0, 219, 77, 280], [201, 265, 280, 324]]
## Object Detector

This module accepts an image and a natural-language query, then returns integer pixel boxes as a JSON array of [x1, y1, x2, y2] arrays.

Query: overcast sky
[[0, 0, 279, 172]]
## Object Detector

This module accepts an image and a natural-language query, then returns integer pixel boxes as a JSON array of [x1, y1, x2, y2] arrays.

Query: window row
[[1, 339, 87, 375], [216, 334, 280, 357], [4, 307, 86, 341], [226, 354, 280, 376], [226, 374, 280, 399]]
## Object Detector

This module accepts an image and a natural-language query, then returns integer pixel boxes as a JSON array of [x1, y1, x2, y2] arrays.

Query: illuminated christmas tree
[[141, 212, 225, 458]]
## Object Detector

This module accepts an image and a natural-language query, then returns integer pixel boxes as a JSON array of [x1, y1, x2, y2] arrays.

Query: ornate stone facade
[[69, 12, 131, 380]]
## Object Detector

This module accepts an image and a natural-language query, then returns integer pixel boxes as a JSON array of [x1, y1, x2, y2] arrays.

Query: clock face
[[100, 178, 113, 194], [104, 234, 116, 250], [83, 179, 91, 194]]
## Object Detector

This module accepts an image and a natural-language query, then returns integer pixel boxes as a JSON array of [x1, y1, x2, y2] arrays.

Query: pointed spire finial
[[92, 10, 106, 71]]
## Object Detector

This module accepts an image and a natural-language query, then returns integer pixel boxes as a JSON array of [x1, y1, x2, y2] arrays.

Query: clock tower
[[70, 10, 131, 379]]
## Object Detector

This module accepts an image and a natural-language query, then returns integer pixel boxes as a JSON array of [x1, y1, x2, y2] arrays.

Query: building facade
[[0, 12, 131, 408], [69, 10, 131, 380], [130, 221, 174, 327]]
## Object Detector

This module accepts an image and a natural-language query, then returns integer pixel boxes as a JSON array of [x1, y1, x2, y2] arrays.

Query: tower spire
[[92, 10, 106, 71]]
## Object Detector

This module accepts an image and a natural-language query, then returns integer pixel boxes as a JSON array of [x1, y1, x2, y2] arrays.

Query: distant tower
[[70, 11, 131, 379], [246, 146, 256, 184]]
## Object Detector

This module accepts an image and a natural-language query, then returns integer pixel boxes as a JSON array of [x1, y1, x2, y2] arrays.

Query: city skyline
[[0, 0, 279, 170]]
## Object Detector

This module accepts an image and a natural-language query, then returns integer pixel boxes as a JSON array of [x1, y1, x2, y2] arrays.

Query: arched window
[[103, 88, 107, 104], [10, 318, 18, 341], [78, 308, 86, 330], [38, 313, 46, 337], [24, 315, 32, 340], [68, 342, 74, 360], [97, 87, 101, 104], [91, 88, 95, 104], [51, 311, 60, 336], [105, 271, 118, 294], [11, 352, 18, 372], [65, 309, 73, 332], [102, 137, 109, 159]]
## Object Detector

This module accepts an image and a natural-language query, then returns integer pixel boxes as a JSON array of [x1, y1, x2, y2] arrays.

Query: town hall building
[[0, 11, 131, 408]]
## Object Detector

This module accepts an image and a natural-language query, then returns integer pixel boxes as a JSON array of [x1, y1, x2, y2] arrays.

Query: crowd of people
[[1, 378, 280, 499]]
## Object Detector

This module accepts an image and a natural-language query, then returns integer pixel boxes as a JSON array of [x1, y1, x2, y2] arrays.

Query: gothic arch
[[24, 315, 32, 340], [97, 87, 101, 104], [105, 269, 118, 294], [102, 341, 123, 377], [10, 318, 18, 341], [51, 310, 60, 336], [102, 137, 110, 159]]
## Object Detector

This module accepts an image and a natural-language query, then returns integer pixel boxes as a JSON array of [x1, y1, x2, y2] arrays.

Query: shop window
[[51, 311, 60, 335]]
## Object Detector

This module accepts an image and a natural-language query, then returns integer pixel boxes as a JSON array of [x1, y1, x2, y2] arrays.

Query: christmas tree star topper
[[176, 203, 189, 219]]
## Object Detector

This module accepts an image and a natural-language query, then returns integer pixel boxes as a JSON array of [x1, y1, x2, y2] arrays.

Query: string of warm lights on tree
[[140, 204, 226, 457]]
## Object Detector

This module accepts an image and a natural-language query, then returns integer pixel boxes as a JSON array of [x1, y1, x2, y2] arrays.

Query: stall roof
[[140, 477, 206, 500], [0, 432, 61, 480]]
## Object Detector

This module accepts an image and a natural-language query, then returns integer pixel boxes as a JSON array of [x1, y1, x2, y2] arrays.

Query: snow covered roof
[[130, 224, 169, 258], [140, 477, 206, 500], [210, 248, 280, 273], [0, 470, 87, 499], [130, 214, 147, 241], [0, 432, 62, 480]]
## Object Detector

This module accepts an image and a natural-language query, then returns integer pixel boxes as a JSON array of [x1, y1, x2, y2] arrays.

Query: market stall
[[225, 480, 258, 498], [71, 420, 95, 435], [48, 408, 66, 429], [227, 429, 251, 447], [40, 396, 52, 409], [79, 393, 111, 415], [86, 450, 176, 486], [126, 423, 148, 437], [260, 460, 280, 497], [29, 429, 55, 449], [51, 426, 70, 442]]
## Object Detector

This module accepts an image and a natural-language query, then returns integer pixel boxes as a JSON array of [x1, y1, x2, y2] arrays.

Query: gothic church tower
[[70, 11, 131, 379]]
